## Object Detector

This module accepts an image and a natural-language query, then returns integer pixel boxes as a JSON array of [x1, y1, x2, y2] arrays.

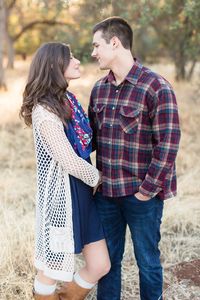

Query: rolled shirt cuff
[[139, 179, 162, 198]]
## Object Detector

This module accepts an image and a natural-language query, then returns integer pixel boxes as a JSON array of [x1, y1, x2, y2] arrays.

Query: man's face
[[91, 30, 114, 70]]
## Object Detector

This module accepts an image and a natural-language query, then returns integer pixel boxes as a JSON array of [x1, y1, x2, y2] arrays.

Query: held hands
[[93, 171, 102, 195], [134, 192, 151, 201]]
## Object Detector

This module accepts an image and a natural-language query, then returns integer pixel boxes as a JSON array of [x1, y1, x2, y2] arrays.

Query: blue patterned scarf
[[64, 91, 92, 159]]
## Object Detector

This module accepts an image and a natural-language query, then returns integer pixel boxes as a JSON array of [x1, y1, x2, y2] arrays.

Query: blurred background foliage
[[0, 0, 200, 88]]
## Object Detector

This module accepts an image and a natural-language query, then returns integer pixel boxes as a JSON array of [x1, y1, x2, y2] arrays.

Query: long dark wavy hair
[[20, 42, 72, 126]]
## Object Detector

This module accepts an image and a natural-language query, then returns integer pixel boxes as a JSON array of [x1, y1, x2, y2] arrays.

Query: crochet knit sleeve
[[33, 106, 100, 187]]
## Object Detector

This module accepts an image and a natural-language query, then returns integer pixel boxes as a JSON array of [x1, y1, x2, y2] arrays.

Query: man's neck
[[111, 53, 134, 86]]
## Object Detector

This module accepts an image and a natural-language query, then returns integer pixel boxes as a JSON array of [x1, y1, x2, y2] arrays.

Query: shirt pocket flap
[[93, 104, 106, 129], [120, 106, 141, 118], [93, 104, 106, 113], [119, 106, 141, 134]]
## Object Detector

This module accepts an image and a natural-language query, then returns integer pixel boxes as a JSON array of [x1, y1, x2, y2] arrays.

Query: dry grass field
[[0, 59, 200, 299]]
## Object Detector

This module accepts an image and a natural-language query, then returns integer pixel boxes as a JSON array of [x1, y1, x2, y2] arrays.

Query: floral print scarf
[[64, 91, 92, 159]]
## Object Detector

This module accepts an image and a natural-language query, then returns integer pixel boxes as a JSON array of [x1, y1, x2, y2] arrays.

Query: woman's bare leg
[[33, 270, 57, 296], [78, 239, 111, 283], [36, 270, 57, 285]]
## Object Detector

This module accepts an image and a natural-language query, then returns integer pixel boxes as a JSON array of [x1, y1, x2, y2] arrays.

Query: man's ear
[[111, 36, 120, 49]]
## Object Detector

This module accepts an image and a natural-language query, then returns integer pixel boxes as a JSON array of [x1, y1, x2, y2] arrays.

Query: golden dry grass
[[0, 60, 200, 299]]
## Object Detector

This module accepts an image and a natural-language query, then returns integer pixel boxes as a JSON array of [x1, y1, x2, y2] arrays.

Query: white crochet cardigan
[[32, 105, 99, 281]]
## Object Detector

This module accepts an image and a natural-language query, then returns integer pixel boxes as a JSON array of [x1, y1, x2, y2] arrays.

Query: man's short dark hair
[[93, 16, 133, 50]]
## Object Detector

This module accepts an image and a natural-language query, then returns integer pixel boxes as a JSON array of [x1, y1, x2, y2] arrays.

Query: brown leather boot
[[33, 291, 60, 300], [58, 281, 92, 300]]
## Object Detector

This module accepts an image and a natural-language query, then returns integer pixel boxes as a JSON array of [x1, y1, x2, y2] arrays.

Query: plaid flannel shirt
[[88, 60, 181, 200]]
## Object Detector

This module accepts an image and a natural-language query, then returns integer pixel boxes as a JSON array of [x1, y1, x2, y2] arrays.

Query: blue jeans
[[95, 192, 164, 300]]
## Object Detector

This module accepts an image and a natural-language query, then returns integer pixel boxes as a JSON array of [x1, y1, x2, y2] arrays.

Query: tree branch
[[13, 20, 71, 41], [6, 0, 16, 10]]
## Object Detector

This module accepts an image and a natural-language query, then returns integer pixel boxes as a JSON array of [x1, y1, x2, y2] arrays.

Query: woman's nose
[[91, 49, 96, 57]]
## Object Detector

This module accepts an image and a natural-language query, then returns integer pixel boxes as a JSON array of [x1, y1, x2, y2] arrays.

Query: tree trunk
[[6, 34, 14, 69], [186, 60, 197, 81], [175, 61, 186, 81], [4, 3, 15, 69], [0, 0, 6, 90], [175, 45, 186, 81]]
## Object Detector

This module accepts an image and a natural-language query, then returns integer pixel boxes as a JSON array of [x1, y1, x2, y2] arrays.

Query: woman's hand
[[93, 171, 102, 195]]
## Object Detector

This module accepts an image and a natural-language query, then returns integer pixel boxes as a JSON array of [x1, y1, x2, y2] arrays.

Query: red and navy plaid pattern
[[88, 60, 181, 200]]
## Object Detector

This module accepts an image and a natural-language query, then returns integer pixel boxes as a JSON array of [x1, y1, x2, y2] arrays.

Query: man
[[89, 17, 181, 300]]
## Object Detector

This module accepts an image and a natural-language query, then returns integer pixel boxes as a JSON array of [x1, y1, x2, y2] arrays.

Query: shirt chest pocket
[[93, 104, 106, 130], [119, 106, 141, 134]]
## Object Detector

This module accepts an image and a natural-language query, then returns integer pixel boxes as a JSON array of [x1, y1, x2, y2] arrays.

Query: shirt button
[[97, 108, 99, 112], [108, 159, 111, 163], [116, 89, 119, 93], [112, 106, 115, 110], [110, 124, 113, 127]]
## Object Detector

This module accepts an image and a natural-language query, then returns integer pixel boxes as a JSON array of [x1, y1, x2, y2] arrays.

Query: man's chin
[[99, 64, 109, 70]]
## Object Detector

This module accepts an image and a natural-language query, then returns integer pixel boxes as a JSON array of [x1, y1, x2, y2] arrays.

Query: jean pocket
[[93, 104, 106, 130], [119, 106, 140, 134], [133, 194, 155, 204]]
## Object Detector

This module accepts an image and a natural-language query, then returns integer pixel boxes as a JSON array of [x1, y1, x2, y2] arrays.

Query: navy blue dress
[[64, 92, 104, 254]]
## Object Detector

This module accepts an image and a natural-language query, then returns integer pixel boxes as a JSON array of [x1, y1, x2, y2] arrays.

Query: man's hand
[[134, 192, 151, 201]]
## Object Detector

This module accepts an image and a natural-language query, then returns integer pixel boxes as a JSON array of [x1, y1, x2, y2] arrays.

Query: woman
[[20, 42, 110, 300]]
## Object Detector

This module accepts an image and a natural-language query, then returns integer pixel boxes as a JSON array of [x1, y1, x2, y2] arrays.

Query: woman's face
[[64, 54, 81, 81]]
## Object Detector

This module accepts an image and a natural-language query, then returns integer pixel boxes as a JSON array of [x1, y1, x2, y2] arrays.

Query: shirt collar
[[103, 58, 143, 86]]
